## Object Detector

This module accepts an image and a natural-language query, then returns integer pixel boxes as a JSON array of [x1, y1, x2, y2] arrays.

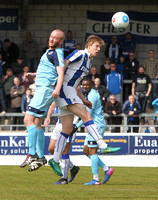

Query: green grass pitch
[[0, 166, 158, 200]]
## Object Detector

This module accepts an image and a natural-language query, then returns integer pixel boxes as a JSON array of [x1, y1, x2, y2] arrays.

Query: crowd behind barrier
[[0, 112, 157, 133]]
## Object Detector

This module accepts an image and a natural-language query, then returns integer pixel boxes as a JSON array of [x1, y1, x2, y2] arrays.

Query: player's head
[[82, 77, 93, 94], [85, 35, 104, 58], [49, 29, 65, 49]]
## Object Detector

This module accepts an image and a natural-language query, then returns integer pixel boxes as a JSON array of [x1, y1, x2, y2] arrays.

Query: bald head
[[49, 29, 65, 49]]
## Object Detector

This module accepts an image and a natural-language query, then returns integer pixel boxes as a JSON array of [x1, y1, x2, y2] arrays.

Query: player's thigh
[[83, 145, 90, 156], [67, 103, 92, 123], [24, 113, 36, 127], [60, 114, 74, 134], [34, 117, 43, 129]]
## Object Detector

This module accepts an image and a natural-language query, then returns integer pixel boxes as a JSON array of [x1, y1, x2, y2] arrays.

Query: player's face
[[49, 31, 63, 49], [88, 42, 101, 58], [82, 80, 92, 94]]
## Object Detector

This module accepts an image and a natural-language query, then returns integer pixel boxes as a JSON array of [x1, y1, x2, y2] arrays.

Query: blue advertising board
[[0, 8, 18, 30], [0, 133, 158, 156]]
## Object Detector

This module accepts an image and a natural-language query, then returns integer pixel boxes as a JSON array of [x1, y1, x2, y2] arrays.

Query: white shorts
[[56, 85, 83, 116]]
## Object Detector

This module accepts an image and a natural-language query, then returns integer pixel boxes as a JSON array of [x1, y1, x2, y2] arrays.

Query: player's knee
[[83, 146, 89, 156]]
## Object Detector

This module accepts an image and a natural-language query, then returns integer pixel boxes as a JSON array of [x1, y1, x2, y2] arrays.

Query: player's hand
[[71, 125, 78, 136], [83, 99, 92, 109], [52, 89, 60, 99], [44, 118, 50, 127]]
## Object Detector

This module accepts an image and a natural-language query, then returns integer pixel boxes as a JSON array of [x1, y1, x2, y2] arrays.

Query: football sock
[[62, 154, 70, 179], [27, 124, 37, 156], [85, 120, 107, 149], [90, 154, 99, 181], [69, 160, 74, 169], [53, 132, 69, 163], [36, 128, 45, 158], [98, 157, 109, 171]]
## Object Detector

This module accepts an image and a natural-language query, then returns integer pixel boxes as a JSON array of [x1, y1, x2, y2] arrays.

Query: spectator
[[2, 68, 15, 111], [11, 57, 25, 76], [0, 40, 5, 62], [124, 51, 139, 80], [122, 94, 142, 133], [21, 88, 33, 116], [139, 120, 156, 133], [22, 31, 39, 72], [94, 77, 110, 110], [116, 55, 125, 78], [0, 53, 3, 77], [63, 30, 77, 58], [132, 66, 152, 121], [18, 66, 33, 89], [4, 38, 19, 64], [104, 35, 122, 63], [10, 77, 25, 130], [75, 43, 82, 50], [29, 77, 36, 96], [121, 32, 136, 58], [152, 98, 158, 132], [87, 66, 104, 84], [100, 57, 111, 81], [0, 80, 6, 117], [104, 62, 123, 103], [105, 94, 122, 132], [143, 50, 158, 107]]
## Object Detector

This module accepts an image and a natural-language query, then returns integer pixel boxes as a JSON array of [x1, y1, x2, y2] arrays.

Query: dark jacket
[[105, 100, 122, 124], [122, 99, 142, 123], [21, 93, 33, 112]]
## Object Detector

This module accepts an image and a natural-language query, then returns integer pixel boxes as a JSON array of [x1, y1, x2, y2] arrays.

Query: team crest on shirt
[[48, 51, 54, 55]]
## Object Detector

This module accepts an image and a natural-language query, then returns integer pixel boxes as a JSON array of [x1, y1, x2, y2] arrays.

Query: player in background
[[71, 78, 114, 185], [22, 29, 65, 172], [49, 35, 121, 176], [44, 101, 80, 184]]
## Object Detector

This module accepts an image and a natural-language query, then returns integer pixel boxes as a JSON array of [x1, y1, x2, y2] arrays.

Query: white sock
[[85, 120, 103, 141], [53, 132, 69, 163], [69, 160, 74, 169], [93, 174, 99, 181], [97, 140, 108, 149], [62, 154, 70, 179]]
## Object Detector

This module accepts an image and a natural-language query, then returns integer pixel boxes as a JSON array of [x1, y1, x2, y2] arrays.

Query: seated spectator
[[29, 77, 36, 96], [21, 88, 33, 116], [121, 32, 136, 58], [100, 57, 111, 81], [105, 95, 122, 133], [94, 77, 110, 111], [116, 55, 125, 78], [10, 77, 25, 130], [11, 57, 25, 76], [18, 66, 33, 89], [87, 66, 104, 85], [104, 35, 122, 63], [122, 94, 142, 133], [2, 68, 15, 111], [104, 62, 123, 103], [132, 66, 152, 121], [139, 120, 156, 133], [22, 31, 39, 72], [75, 43, 82, 50], [152, 98, 158, 132], [4, 38, 19, 64], [63, 30, 77, 58]]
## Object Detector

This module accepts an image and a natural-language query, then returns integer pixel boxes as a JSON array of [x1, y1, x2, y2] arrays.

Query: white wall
[[0, 4, 158, 70]]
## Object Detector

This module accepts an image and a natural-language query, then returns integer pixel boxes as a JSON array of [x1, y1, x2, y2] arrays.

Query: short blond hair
[[85, 35, 104, 48]]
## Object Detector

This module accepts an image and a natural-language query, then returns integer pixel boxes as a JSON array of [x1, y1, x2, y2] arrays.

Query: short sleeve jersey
[[63, 49, 92, 88], [35, 48, 64, 86]]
